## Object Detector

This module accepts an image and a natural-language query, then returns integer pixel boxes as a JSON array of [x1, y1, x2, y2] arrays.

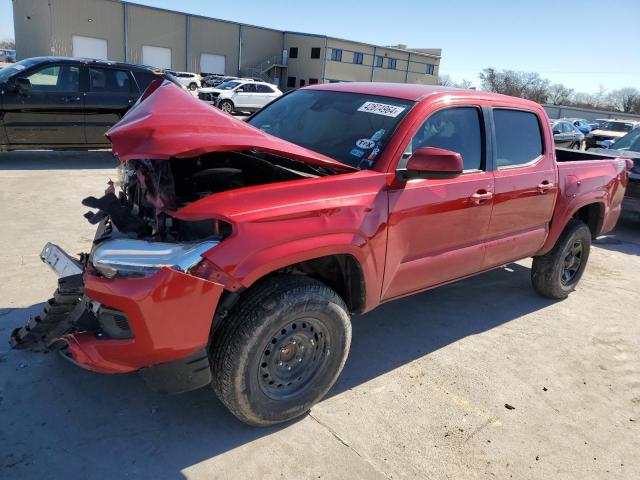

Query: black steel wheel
[[258, 318, 329, 399], [210, 275, 351, 426], [532, 219, 591, 299], [561, 239, 583, 285]]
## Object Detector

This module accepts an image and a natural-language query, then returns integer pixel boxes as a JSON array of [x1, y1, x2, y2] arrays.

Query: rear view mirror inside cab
[[397, 146, 464, 180]]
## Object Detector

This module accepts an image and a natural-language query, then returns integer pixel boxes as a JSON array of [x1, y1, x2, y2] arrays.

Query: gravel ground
[[0, 151, 638, 479]]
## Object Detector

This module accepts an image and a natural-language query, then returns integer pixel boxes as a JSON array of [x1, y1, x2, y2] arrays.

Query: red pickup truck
[[11, 81, 630, 426]]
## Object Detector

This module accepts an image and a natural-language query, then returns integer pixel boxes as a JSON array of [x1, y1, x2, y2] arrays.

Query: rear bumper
[[63, 267, 223, 374]]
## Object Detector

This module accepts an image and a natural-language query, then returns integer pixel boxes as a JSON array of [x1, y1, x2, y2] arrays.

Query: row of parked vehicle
[[549, 117, 640, 152]]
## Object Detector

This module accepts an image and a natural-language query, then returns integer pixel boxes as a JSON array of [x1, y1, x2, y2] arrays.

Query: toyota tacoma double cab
[[11, 81, 631, 426]]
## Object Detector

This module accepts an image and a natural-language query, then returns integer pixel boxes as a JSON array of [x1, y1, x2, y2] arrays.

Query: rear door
[[3, 63, 84, 146], [483, 108, 557, 268], [383, 105, 495, 300], [84, 66, 138, 145], [255, 83, 278, 109]]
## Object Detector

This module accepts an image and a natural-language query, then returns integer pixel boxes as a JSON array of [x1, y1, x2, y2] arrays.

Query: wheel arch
[[538, 198, 606, 256]]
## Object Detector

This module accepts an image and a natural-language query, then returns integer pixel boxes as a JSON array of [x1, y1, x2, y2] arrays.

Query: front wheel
[[531, 219, 591, 299], [210, 275, 351, 426], [218, 100, 234, 114], [188, 82, 198, 91]]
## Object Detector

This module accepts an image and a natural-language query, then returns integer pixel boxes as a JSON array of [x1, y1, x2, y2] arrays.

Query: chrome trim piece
[[497, 154, 544, 171], [40, 242, 83, 277], [91, 239, 219, 278]]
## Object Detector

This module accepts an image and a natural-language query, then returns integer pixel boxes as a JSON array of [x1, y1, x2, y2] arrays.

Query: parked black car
[[0, 57, 179, 151], [550, 119, 584, 149]]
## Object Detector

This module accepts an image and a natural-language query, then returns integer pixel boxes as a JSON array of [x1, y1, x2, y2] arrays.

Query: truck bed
[[555, 147, 620, 162]]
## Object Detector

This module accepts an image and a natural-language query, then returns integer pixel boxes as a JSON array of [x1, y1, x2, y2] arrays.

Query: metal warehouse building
[[12, 0, 442, 90]]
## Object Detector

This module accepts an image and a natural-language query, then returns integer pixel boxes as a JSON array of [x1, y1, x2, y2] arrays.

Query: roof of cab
[[21, 56, 161, 72], [305, 81, 540, 106]]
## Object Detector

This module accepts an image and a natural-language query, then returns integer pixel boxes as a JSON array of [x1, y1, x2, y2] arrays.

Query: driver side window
[[407, 107, 484, 171]]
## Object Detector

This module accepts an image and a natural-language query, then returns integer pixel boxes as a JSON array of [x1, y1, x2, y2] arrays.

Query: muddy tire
[[219, 100, 234, 114], [531, 219, 591, 299], [210, 275, 351, 426]]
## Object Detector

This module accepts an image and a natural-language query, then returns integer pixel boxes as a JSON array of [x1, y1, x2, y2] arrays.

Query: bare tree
[[548, 83, 574, 105], [0, 38, 15, 50], [437, 74, 474, 89], [437, 74, 455, 87], [607, 87, 640, 113], [479, 68, 549, 103]]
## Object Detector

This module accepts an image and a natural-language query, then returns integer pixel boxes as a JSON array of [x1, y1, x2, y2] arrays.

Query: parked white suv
[[198, 79, 282, 114], [168, 71, 201, 91]]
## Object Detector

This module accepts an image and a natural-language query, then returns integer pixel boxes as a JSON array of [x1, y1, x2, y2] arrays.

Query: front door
[[84, 66, 138, 145], [383, 106, 494, 300], [3, 63, 84, 146], [483, 108, 557, 268], [234, 83, 257, 109]]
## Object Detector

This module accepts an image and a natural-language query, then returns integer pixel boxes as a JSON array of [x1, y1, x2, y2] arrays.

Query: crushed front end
[[10, 159, 230, 392]]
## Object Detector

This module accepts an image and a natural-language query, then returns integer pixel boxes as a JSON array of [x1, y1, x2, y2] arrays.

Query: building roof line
[[284, 30, 441, 60], [100, 0, 441, 60]]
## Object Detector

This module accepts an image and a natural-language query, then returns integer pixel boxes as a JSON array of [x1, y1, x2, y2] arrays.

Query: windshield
[[247, 89, 414, 169], [598, 121, 634, 132], [611, 128, 640, 152], [0, 58, 39, 83], [217, 81, 241, 90]]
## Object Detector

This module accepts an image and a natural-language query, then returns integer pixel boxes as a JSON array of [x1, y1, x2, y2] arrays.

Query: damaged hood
[[106, 81, 356, 172]]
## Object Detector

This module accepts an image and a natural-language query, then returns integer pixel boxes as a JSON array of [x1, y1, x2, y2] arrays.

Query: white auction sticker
[[357, 101, 406, 118]]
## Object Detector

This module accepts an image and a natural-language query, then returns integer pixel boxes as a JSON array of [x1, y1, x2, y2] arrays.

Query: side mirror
[[14, 77, 32, 95], [552, 128, 561, 135], [236, 87, 244, 92], [397, 147, 464, 180]]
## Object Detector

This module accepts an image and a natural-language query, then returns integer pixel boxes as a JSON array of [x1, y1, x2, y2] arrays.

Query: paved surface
[[1, 151, 639, 479]]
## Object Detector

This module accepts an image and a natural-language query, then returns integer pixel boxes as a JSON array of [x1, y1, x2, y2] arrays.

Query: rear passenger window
[[256, 84, 274, 93], [89, 68, 133, 93], [408, 107, 483, 171], [494, 109, 543, 168]]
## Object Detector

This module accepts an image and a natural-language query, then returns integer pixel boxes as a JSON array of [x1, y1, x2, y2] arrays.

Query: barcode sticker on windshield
[[358, 102, 405, 117]]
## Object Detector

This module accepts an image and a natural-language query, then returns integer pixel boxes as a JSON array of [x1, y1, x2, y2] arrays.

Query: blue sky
[[1, 0, 638, 93]]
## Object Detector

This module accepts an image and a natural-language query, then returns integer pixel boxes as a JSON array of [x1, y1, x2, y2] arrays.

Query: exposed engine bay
[[83, 150, 329, 242]]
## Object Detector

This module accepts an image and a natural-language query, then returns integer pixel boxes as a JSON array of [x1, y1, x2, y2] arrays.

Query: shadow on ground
[[0, 263, 555, 478], [593, 214, 640, 256], [0, 150, 117, 170]]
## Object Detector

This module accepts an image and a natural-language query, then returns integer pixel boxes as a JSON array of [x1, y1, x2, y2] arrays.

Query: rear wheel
[[188, 82, 198, 91], [219, 100, 234, 114], [210, 275, 351, 426], [531, 219, 591, 299]]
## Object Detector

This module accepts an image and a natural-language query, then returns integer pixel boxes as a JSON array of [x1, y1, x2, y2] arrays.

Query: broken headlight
[[91, 239, 218, 279]]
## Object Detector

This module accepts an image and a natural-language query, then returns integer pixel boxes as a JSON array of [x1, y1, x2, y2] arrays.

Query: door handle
[[470, 190, 493, 204], [63, 96, 81, 103], [537, 181, 554, 193]]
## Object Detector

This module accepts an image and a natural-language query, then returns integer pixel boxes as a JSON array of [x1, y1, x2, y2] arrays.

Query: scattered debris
[[150, 406, 158, 414], [542, 387, 548, 392], [505, 404, 515, 410], [535, 456, 539, 461]]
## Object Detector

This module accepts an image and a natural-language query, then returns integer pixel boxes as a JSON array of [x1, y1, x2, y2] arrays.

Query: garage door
[[72, 35, 108, 60], [142, 46, 172, 69], [200, 53, 225, 75]]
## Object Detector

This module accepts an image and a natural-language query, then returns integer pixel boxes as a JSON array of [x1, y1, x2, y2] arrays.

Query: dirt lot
[[0, 151, 638, 479]]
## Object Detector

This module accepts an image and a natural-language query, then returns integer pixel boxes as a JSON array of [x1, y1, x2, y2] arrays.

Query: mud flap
[[9, 274, 84, 352], [139, 348, 212, 394]]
